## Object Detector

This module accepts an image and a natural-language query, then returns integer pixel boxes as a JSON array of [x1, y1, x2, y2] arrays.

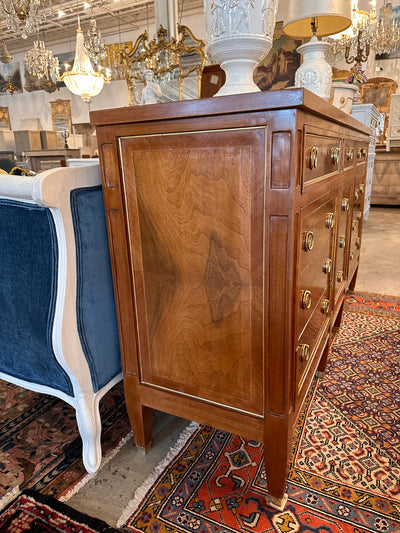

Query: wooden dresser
[[90, 89, 370, 509]]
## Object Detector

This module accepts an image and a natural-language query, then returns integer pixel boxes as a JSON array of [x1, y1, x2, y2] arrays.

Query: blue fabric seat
[[0, 163, 122, 474]]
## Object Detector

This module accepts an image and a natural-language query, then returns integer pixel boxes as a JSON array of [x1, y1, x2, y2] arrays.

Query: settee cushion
[[0, 200, 73, 395], [71, 186, 121, 392]]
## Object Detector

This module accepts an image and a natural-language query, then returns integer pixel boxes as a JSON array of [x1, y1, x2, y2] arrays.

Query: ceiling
[[1, 0, 204, 54]]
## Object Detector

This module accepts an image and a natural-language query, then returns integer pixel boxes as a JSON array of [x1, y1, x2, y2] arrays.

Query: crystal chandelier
[[59, 16, 109, 103], [0, 40, 12, 63], [84, 15, 106, 71], [25, 40, 59, 81], [369, 0, 400, 55], [329, 0, 400, 63], [0, 0, 52, 39]]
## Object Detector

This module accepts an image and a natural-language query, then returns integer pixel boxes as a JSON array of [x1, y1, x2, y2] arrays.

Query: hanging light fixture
[[4, 74, 19, 95], [0, 0, 52, 39], [25, 39, 59, 81], [59, 16, 109, 103], [328, 0, 400, 63], [0, 40, 12, 64], [85, 14, 106, 71]]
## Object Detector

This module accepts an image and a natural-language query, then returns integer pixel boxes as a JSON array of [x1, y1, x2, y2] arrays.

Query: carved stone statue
[[140, 69, 162, 105]]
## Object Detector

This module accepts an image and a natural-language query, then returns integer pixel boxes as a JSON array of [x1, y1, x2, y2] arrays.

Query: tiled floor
[[67, 205, 400, 527]]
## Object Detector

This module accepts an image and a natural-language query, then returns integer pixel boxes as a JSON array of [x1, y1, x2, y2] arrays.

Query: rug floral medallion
[[122, 293, 400, 533]]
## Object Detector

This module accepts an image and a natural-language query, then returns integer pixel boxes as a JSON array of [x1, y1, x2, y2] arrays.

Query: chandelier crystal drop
[[25, 40, 59, 81], [0, 40, 12, 63], [0, 0, 52, 39], [84, 15, 106, 70], [59, 16, 109, 103]]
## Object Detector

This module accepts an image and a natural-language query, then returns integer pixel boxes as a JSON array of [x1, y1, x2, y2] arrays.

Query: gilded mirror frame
[[0, 106, 11, 129], [50, 99, 72, 133]]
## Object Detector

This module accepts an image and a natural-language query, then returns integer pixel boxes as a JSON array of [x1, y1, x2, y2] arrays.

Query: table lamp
[[282, 0, 351, 99]]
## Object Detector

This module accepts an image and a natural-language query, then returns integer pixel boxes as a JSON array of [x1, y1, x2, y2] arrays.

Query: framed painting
[[0, 63, 23, 94], [254, 21, 303, 91]]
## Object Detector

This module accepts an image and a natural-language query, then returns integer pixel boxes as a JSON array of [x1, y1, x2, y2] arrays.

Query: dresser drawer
[[298, 242, 332, 336], [355, 141, 368, 165], [343, 137, 356, 169], [296, 286, 331, 395], [303, 130, 341, 186], [299, 195, 336, 274]]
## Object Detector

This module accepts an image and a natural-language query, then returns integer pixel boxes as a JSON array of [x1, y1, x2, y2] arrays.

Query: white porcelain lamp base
[[295, 36, 332, 100], [208, 35, 272, 96]]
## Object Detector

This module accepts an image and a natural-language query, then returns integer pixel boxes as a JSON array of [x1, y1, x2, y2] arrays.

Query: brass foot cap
[[136, 442, 152, 454], [315, 371, 325, 378], [265, 492, 288, 511]]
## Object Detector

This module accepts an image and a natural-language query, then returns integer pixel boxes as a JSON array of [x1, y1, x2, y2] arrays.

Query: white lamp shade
[[282, 0, 352, 38]]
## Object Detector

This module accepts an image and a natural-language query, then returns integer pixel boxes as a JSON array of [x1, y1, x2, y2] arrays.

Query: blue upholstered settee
[[0, 163, 122, 474]]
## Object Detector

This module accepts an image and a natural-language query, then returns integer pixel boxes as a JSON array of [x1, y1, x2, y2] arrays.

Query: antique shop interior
[[1, 0, 400, 530]]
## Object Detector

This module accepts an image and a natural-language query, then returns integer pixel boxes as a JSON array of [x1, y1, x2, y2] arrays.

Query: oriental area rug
[[0, 489, 121, 532], [119, 292, 400, 533], [0, 380, 132, 510]]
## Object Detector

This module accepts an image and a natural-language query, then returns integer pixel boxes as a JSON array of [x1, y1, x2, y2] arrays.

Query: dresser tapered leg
[[264, 418, 290, 511], [123, 375, 153, 450]]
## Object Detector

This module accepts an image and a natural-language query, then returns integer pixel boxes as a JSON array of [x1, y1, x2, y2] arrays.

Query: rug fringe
[[0, 485, 20, 511], [60, 431, 133, 502], [116, 421, 199, 528]]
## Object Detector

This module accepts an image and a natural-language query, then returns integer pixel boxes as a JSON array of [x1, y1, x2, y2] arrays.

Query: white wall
[[0, 8, 206, 132]]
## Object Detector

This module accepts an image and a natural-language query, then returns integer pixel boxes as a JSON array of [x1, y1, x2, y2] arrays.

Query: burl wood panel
[[119, 127, 266, 414]]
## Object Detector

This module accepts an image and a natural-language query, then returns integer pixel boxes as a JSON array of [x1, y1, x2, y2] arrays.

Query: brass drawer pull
[[337, 270, 344, 282], [352, 220, 357, 231], [322, 258, 332, 274], [350, 250, 354, 260], [355, 236, 361, 248], [341, 198, 349, 211], [303, 230, 315, 252], [325, 212, 335, 229], [346, 148, 354, 161], [321, 299, 330, 314], [354, 189, 359, 201], [330, 147, 340, 166], [359, 183, 364, 193], [339, 235, 346, 248], [297, 343, 310, 362], [308, 146, 319, 169], [301, 289, 312, 309], [357, 211, 363, 221]]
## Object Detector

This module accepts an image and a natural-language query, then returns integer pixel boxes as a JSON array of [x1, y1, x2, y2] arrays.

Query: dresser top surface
[[90, 88, 371, 136]]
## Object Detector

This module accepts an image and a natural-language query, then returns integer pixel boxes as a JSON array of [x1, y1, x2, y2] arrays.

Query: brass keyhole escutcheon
[[308, 146, 318, 169], [341, 198, 349, 211], [325, 212, 335, 229], [355, 189, 359, 201], [303, 230, 314, 252], [350, 250, 354, 260], [321, 299, 330, 314], [298, 344, 310, 362], [337, 270, 344, 282], [322, 258, 332, 274], [301, 289, 312, 309], [339, 235, 346, 248]]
